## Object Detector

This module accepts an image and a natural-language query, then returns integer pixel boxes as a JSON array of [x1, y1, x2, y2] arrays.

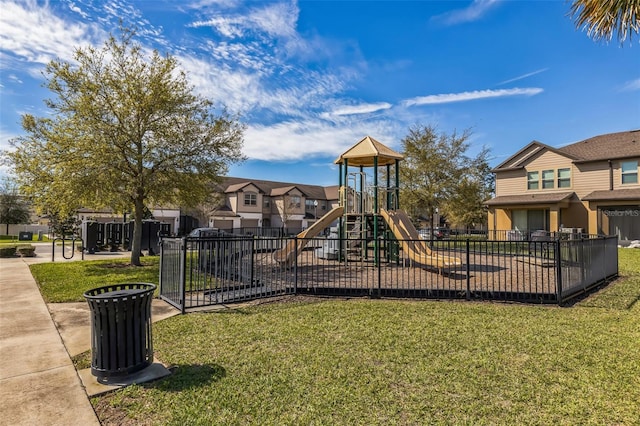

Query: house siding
[[573, 162, 611, 197], [494, 169, 525, 195], [487, 131, 640, 240]]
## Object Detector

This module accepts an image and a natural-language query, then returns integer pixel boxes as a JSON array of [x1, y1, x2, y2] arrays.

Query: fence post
[[250, 237, 255, 289], [293, 236, 298, 295], [465, 239, 471, 300], [180, 237, 187, 314], [159, 237, 164, 295], [555, 239, 563, 305]]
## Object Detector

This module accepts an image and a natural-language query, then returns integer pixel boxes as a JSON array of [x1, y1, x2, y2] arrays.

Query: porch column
[[549, 207, 560, 232], [587, 203, 599, 235]]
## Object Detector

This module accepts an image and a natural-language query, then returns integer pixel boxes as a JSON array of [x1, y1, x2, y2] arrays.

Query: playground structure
[[159, 136, 617, 311], [272, 135, 462, 272]]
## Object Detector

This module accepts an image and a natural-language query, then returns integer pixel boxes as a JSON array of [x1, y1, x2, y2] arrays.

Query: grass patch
[[0, 234, 51, 244], [72, 350, 92, 371], [94, 298, 640, 425], [88, 249, 640, 425], [30, 257, 160, 302], [576, 248, 640, 311]]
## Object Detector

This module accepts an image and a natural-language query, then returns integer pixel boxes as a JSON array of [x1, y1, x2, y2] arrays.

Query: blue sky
[[1, 0, 639, 187]]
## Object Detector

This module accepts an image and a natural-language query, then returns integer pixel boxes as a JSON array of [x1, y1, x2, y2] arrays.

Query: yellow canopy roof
[[334, 136, 404, 167]]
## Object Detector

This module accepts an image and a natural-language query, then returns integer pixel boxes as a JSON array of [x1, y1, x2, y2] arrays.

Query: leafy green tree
[[46, 211, 81, 238], [5, 28, 245, 265], [569, 0, 639, 44], [399, 125, 493, 231], [439, 150, 494, 229], [0, 178, 32, 235]]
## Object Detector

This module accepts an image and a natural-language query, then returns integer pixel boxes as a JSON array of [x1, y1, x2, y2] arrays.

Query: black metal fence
[[159, 234, 618, 312]]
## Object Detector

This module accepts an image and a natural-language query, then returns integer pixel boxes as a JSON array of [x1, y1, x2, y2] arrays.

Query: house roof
[[493, 129, 640, 172], [582, 188, 640, 202], [560, 130, 640, 162], [492, 141, 579, 171], [334, 136, 404, 167], [324, 185, 339, 200], [270, 185, 306, 197], [485, 192, 575, 206], [210, 205, 239, 218], [224, 182, 264, 194], [221, 177, 337, 201]]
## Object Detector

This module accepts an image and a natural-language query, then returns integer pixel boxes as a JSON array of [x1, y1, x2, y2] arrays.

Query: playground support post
[[373, 156, 379, 266]]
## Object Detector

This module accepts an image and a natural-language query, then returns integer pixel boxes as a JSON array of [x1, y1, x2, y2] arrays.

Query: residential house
[[486, 130, 640, 241], [209, 177, 340, 233]]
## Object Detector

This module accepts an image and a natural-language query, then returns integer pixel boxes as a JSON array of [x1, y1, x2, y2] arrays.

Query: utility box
[[18, 231, 33, 241]]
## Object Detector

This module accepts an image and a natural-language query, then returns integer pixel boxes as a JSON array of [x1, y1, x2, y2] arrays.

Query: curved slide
[[380, 209, 462, 271], [273, 206, 344, 265]]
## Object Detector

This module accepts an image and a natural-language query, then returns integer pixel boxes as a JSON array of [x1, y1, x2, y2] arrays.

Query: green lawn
[[0, 234, 51, 244], [31, 250, 640, 425], [31, 257, 160, 302]]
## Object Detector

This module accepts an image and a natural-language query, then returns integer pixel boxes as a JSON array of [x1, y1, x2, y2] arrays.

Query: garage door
[[214, 220, 233, 230]]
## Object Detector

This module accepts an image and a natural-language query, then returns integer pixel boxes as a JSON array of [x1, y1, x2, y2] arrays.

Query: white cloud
[[497, 68, 549, 86], [0, 0, 104, 67], [330, 102, 392, 117], [403, 87, 543, 106], [178, 54, 263, 113], [620, 78, 640, 91], [190, 1, 299, 39], [432, 0, 500, 26], [0, 125, 19, 153], [8, 74, 23, 84], [243, 118, 399, 161], [68, 2, 89, 19]]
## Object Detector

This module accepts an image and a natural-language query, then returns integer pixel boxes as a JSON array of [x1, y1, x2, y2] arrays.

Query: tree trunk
[[130, 198, 144, 266]]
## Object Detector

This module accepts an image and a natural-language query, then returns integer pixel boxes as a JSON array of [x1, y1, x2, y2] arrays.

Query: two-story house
[[486, 130, 640, 241], [209, 177, 340, 233]]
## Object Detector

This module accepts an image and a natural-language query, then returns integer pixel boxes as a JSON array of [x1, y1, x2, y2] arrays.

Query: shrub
[[0, 246, 17, 257], [17, 245, 36, 257]]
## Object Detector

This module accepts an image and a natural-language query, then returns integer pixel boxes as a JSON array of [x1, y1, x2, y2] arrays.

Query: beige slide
[[273, 206, 344, 265], [380, 209, 462, 271]]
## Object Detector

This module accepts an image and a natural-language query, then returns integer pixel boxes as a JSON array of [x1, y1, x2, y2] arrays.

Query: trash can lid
[[84, 283, 156, 300], [98, 288, 146, 298]]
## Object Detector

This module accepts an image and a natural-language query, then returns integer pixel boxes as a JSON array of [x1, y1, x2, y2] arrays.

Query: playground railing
[[159, 233, 619, 312]]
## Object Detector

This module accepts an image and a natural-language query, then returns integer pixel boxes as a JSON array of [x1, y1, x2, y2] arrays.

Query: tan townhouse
[[486, 129, 640, 241], [209, 177, 340, 233]]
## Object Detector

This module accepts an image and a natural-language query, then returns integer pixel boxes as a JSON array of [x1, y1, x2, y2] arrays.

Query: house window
[[244, 192, 257, 206], [557, 168, 571, 188], [621, 161, 638, 184], [527, 171, 539, 190], [542, 170, 554, 189], [305, 199, 316, 209], [264, 198, 270, 208], [290, 195, 301, 208]]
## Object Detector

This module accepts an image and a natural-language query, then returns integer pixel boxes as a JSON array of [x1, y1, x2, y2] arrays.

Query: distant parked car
[[188, 227, 221, 238], [418, 227, 447, 240]]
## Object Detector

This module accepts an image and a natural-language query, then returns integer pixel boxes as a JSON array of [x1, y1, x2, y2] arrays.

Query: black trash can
[[83, 283, 156, 380]]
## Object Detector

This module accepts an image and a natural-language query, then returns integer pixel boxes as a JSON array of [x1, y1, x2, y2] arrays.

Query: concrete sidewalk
[[0, 249, 180, 425], [0, 257, 101, 425]]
